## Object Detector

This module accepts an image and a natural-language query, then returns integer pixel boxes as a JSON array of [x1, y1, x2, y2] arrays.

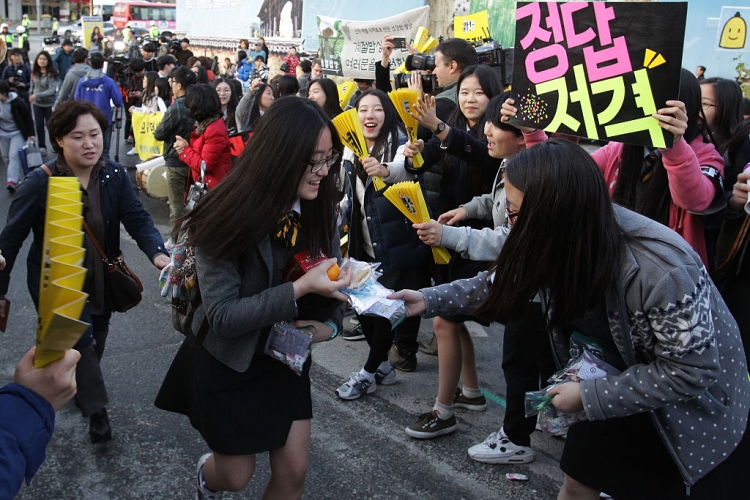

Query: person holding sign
[[335, 89, 431, 398], [155, 97, 349, 500], [391, 139, 750, 499], [0, 101, 169, 444], [0, 346, 80, 499], [507, 69, 724, 269]]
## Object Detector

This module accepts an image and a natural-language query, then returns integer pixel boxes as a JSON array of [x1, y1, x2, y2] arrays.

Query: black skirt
[[155, 333, 313, 455], [560, 410, 750, 499]]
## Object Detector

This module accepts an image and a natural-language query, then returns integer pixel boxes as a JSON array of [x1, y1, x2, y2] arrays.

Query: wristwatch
[[433, 122, 446, 135]]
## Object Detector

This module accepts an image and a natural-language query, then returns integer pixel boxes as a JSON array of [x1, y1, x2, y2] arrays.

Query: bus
[[93, 0, 116, 21], [111, 1, 177, 31]]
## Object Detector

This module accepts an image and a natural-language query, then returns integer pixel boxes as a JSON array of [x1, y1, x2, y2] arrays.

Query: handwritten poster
[[509, 2, 687, 148]]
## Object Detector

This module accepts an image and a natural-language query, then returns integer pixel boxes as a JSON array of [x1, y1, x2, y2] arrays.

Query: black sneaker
[[454, 388, 487, 411], [405, 410, 457, 439], [89, 407, 112, 443], [342, 324, 365, 341]]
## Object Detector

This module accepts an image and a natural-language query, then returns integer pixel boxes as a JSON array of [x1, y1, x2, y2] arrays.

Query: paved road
[[0, 34, 568, 499]]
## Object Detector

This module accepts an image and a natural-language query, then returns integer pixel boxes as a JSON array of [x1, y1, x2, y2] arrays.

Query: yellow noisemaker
[[332, 109, 386, 191], [389, 88, 424, 169], [35, 177, 90, 368], [337, 81, 357, 111], [383, 181, 451, 264]]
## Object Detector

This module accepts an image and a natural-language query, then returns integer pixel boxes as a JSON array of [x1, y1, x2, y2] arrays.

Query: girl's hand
[[404, 139, 424, 158], [437, 207, 467, 225], [361, 156, 390, 178], [29, 94, 36, 103], [408, 71, 423, 91], [654, 100, 688, 141], [413, 220, 443, 246], [387, 289, 426, 317], [547, 382, 584, 413], [500, 98, 536, 133], [293, 259, 351, 301], [381, 35, 394, 68], [730, 170, 750, 211], [409, 94, 440, 132], [173, 135, 187, 154]]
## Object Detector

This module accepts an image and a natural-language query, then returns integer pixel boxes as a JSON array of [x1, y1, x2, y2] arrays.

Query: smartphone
[[392, 37, 407, 49]]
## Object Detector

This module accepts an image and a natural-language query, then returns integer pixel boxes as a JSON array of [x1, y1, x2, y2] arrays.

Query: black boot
[[89, 408, 112, 443]]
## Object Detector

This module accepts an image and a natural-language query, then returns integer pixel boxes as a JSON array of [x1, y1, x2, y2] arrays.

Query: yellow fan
[[383, 181, 451, 264], [394, 26, 438, 74], [338, 81, 357, 110], [389, 88, 424, 169], [35, 177, 90, 368], [332, 109, 386, 191]]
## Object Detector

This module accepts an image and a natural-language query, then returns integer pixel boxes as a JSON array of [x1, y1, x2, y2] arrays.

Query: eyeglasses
[[308, 151, 340, 173], [701, 102, 715, 109], [505, 200, 519, 226]]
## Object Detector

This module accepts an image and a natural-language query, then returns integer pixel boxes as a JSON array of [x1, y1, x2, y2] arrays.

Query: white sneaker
[[196, 453, 222, 499], [126, 147, 137, 156], [336, 372, 376, 400], [467, 428, 534, 464]]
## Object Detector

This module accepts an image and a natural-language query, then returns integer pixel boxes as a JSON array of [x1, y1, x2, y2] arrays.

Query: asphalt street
[[0, 34, 567, 499]]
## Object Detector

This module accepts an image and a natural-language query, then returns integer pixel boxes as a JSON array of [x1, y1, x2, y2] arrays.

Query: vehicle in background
[[94, 0, 117, 21], [111, 1, 177, 31]]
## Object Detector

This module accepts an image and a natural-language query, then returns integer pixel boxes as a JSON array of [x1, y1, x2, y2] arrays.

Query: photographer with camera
[[121, 58, 146, 153]]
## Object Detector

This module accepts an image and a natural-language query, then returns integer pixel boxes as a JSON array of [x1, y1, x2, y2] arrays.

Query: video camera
[[393, 36, 514, 93]]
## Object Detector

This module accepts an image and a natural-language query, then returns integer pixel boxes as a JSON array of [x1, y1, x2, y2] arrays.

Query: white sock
[[433, 400, 454, 420], [359, 368, 376, 384], [378, 361, 392, 373], [462, 386, 482, 398]]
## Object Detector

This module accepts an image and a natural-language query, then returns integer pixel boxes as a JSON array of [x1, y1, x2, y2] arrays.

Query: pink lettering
[[526, 44, 569, 84], [517, 2, 551, 50], [593, 2, 616, 46], [561, 2, 596, 49], [583, 36, 632, 82]]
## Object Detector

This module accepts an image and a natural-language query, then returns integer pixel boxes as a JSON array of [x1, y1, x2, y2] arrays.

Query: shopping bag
[[18, 145, 29, 176], [132, 111, 165, 161], [25, 138, 43, 169]]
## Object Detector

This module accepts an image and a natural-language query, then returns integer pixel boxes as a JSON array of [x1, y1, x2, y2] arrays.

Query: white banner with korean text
[[316, 6, 430, 79]]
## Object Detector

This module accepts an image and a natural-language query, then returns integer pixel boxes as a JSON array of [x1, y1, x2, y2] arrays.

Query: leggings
[[32, 104, 52, 149]]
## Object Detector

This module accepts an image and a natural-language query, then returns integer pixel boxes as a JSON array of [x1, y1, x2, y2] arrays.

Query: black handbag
[[185, 160, 208, 212], [280, 62, 290, 73], [83, 221, 143, 313]]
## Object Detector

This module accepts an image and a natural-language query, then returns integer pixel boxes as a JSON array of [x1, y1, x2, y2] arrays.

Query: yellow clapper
[[337, 81, 357, 110], [383, 181, 451, 264], [389, 88, 424, 169], [332, 108, 386, 191], [34, 177, 90, 368]]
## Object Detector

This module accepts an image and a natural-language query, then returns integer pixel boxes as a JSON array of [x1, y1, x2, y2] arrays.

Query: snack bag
[[339, 258, 407, 329]]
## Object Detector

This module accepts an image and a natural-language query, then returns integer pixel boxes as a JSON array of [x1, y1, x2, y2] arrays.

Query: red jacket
[[180, 118, 232, 190]]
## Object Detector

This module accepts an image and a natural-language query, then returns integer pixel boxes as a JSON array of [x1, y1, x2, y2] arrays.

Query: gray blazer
[[193, 234, 344, 373]]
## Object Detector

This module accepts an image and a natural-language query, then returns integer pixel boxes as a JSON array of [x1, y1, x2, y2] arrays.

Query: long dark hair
[[701, 77, 744, 155], [154, 77, 170, 103], [448, 65, 504, 137], [141, 71, 159, 108], [307, 78, 341, 119], [212, 77, 239, 130], [354, 89, 405, 162], [247, 83, 273, 130], [32, 51, 59, 80], [474, 139, 623, 327], [612, 68, 706, 226], [184, 97, 343, 262]]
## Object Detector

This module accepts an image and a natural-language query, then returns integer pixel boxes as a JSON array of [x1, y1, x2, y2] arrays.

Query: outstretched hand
[[387, 289, 426, 317], [437, 207, 467, 226], [14, 347, 80, 411], [409, 94, 440, 133], [413, 220, 443, 247], [294, 259, 352, 302]]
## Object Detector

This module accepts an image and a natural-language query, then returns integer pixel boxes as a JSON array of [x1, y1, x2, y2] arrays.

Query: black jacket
[[6, 93, 34, 139]]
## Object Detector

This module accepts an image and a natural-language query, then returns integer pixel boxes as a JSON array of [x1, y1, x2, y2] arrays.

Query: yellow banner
[[132, 112, 165, 161], [454, 11, 490, 43]]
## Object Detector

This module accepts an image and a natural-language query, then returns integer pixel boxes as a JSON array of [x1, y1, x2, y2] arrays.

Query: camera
[[393, 72, 437, 94], [405, 53, 435, 72], [473, 40, 514, 87]]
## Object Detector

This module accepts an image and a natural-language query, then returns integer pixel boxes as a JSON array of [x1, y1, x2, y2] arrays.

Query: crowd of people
[[0, 26, 749, 500]]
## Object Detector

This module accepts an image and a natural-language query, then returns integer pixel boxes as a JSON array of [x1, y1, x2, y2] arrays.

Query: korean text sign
[[509, 2, 687, 148]]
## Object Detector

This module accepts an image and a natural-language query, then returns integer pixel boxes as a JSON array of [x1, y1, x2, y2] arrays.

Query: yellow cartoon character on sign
[[720, 12, 746, 49]]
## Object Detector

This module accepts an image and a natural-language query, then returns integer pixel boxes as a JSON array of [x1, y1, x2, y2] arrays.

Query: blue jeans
[[103, 125, 112, 160]]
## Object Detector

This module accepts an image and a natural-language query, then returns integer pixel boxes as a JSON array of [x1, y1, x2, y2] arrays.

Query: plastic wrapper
[[339, 258, 406, 329], [264, 322, 313, 376], [525, 348, 622, 437]]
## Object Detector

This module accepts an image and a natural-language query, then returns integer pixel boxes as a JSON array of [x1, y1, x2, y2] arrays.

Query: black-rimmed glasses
[[505, 199, 519, 226], [308, 151, 340, 173]]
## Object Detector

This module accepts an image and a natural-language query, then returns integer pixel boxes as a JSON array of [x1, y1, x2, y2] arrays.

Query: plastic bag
[[264, 322, 313, 376], [525, 349, 621, 437], [339, 258, 406, 329]]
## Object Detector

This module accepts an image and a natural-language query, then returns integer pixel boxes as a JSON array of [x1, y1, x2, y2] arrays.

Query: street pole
[[35, 0, 41, 34]]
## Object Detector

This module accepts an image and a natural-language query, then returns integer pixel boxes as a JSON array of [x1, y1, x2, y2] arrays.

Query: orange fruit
[[327, 263, 340, 280]]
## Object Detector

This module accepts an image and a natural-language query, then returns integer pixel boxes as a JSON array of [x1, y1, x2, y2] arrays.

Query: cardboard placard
[[509, 1, 687, 149]]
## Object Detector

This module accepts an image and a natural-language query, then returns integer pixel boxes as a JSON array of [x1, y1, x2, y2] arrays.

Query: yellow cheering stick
[[394, 27, 438, 74], [383, 181, 451, 264], [35, 178, 90, 368], [337, 81, 357, 110], [332, 109, 386, 191], [389, 88, 424, 169]]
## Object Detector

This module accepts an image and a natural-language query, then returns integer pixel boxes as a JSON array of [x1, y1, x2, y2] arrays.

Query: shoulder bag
[[83, 220, 144, 313], [185, 160, 208, 212]]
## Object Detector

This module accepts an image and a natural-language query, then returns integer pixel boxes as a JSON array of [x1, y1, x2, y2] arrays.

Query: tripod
[[113, 106, 124, 163]]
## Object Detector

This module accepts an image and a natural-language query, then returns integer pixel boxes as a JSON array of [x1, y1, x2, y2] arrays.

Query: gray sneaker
[[467, 428, 534, 464], [375, 367, 396, 385], [405, 410, 457, 439], [336, 372, 376, 400], [196, 453, 222, 499], [454, 388, 487, 411]]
